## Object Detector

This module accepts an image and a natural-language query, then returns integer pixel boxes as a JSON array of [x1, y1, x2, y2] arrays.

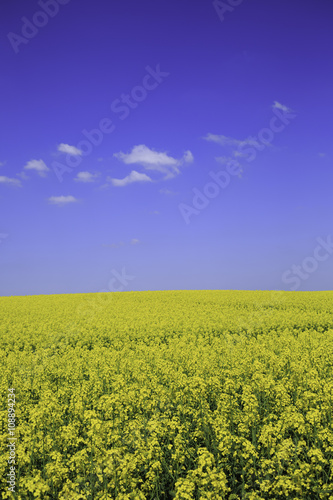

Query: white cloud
[[272, 101, 293, 113], [114, 145, 193, 180], [130, 238, 140, 245], [24, 159, 50, 177], [203, 133, 261, 149], [58, 143, 82, 156], [318, 153, 326, 158], [48, 195, 78, 206], [0, 175, 21, 187], [203, 134, 233, 147], [183, 150, 194, 163], [149, 210, 160, 215], [74, 171, 99, 183], [108, 170, 152, 187], [0, 161, 6, 167]]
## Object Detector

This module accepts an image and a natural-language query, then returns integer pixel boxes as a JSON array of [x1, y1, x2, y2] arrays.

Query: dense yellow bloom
[[0, 290, 333, 498]]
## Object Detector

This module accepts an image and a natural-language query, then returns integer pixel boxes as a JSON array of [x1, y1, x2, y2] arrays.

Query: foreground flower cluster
[[1, 290, 333, 499]]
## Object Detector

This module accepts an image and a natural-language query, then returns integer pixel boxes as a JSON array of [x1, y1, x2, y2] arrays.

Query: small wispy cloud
[[183, 150, 194, 163], [318, 153, 326, 158], [0, 175, 21, 187], [0, 161, 6, 167], [114, 145, 193, 180], [203, 133, 261, 149], [108, 170, 152, 187], [24, 159, 50, 177], [74, 171, 99, 183], [272, 101, 293, 113], [130, 238, 140, 245], [149, 210, 160, 215], [58, 143, 82, 156], [48, 195, 78, 206]]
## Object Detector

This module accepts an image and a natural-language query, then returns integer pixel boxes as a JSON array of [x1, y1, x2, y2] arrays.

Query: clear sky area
[[1, 0, 332, 295]]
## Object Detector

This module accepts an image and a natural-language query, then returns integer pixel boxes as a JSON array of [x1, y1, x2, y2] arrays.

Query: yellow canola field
[[1, 290, 333, 499]]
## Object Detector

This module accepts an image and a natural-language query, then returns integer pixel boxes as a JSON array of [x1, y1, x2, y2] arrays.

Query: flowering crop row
[[0, 290, 333, 499]]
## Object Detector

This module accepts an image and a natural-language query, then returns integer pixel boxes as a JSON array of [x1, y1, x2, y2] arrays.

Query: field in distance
[[1, 290, 333, 499]]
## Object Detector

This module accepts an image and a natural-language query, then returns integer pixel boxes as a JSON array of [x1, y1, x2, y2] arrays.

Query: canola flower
[[0, 290, 333, 499]]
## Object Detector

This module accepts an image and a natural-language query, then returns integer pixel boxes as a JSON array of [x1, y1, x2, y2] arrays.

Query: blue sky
[[1, 0, 332, 296]]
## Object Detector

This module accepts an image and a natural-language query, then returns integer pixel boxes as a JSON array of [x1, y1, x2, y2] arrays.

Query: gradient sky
[[1, 0, 332, 296]]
